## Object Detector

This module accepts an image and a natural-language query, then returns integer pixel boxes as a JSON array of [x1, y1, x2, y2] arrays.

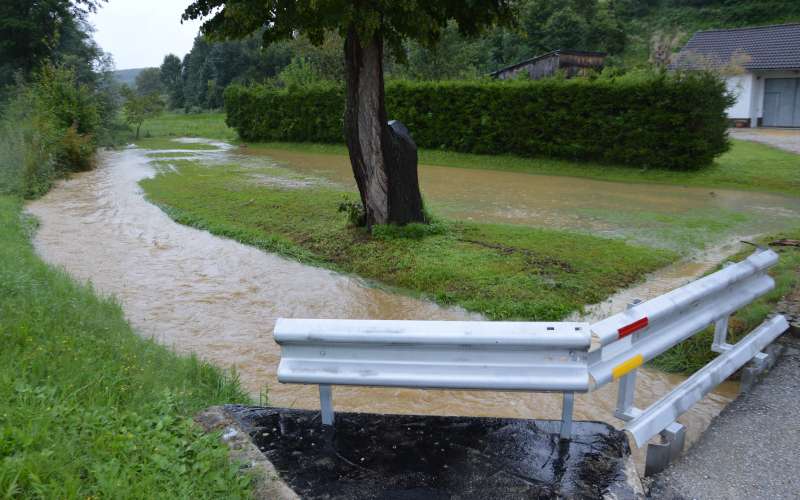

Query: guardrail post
[[319, 384, 334, 426], [645, 422, 686, 476], [614, 369, 638, 421], [560, 392, 574, 440], [712, 315, 731, 353], [740, 344, 783, 393]]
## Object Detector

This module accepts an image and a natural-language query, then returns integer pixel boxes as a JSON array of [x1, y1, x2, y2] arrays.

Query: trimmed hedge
[[225, 72, 733, 170]]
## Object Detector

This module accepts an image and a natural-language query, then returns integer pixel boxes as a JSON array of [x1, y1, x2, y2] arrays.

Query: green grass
[[140, 112, 800, 197], [140, 160, 674, 320], [135, 137, 221, 151], [0, 195, 252, 499], [574, 207, 754, 253], [652, 230, 800, 373], [139, 112, 238, 143]]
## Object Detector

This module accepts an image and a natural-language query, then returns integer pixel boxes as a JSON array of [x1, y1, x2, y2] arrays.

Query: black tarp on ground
[[226, 406, 638, 499]]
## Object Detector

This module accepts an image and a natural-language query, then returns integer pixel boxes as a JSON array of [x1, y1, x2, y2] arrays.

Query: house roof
[[489, 50, 606, 77], [673, 23, 800, 71]]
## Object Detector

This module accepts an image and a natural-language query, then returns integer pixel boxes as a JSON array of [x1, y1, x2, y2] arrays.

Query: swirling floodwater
[[31, 140, 793, 471]]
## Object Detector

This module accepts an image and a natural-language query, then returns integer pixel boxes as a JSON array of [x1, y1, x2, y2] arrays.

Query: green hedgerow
[[224, 71, 733, 171]]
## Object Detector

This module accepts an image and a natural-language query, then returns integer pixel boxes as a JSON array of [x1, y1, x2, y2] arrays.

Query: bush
[[0, 65, 100, 197], [225, 71, 733, 170]]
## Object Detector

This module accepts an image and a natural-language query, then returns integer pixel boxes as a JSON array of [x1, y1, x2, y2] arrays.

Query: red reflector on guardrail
[[618, 317, 649, 339]]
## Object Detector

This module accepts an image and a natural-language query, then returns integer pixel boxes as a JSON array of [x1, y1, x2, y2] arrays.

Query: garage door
[[763, 78, 800, 127]]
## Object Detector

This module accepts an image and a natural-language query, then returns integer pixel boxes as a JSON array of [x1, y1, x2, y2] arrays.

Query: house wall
[[558, 53, 606, 77], [750, 70, 800, 126], [724, 74, 755, 124], [528, 55, 561, 79]]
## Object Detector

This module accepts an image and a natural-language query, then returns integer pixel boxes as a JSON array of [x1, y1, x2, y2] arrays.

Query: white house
[[673, 24, 800, 128]]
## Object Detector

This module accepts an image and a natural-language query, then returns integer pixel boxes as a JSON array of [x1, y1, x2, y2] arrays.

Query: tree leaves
[[182, 0, 514, 58]]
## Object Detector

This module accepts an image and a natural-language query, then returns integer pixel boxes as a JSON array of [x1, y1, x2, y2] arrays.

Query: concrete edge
[[195, 406, 299, 500], [619, 450, 647, 499]]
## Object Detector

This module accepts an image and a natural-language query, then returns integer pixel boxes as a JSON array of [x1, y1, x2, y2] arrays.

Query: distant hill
[[112, 68, 149, 87]]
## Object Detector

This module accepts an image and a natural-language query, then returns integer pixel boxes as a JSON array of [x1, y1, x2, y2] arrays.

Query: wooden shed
[[490, 50, 607, 80]]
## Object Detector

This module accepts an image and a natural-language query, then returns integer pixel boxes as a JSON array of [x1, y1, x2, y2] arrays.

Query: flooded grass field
[[247, 147, 800, 254]]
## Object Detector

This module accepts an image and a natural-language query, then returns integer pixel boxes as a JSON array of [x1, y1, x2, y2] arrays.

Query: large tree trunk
[[344, 27, 425, 228]]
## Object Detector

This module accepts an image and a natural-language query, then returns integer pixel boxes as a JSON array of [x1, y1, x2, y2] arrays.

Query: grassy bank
[[653, 232, 800, 373], [141, 158, 673, 320], [0, 196, 252, 498], [141, 112, 800, 197]]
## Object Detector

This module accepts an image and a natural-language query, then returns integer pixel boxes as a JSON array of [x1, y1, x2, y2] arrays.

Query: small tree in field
[[121, 86, 164, 139], [183, 0, 513, 228]]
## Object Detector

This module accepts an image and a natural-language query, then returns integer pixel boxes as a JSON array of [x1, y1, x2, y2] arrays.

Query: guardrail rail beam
[[624, 315, 789, 448]]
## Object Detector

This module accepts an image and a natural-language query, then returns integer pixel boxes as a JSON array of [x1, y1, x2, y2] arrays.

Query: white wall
[[724, 74, 754, 121]]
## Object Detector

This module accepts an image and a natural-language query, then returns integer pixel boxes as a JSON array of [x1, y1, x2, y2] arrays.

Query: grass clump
[[141, 160, 674, 320], [652, 231, 800, 373], [0, 195, 252, 498]]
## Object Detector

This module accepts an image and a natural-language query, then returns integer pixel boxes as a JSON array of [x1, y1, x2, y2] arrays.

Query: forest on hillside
[[130, 0, 800, 112]]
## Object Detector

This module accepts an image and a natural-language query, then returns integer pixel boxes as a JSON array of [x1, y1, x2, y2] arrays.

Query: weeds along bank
[[0, 196, 252, 497], [225, 70, 732, 170], [0, 65, 112, 199]]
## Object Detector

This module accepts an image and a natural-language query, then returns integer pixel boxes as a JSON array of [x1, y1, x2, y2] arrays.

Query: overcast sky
[[89, 1, 204, 70]]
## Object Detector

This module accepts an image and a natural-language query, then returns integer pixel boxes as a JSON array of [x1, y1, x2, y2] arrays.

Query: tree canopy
[[0, 0, 107, 87], [135, 68, 163, 96], [183, 1, 514, 59]]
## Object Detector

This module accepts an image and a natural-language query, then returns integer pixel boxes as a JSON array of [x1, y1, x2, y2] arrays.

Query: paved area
[[226, 407, 643, 499], [649, 336, 800, 499], [729, 128, 800, 154]]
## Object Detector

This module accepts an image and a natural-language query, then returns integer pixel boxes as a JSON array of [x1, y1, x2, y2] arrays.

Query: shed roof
[[673, 23, 800, 71], [489, 50, 606, 77]]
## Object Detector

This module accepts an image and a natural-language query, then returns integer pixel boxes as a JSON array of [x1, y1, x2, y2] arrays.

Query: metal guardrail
[[273, 248, 789, 474], [624, 315, 788, 448], [275, 319, 591, 437]]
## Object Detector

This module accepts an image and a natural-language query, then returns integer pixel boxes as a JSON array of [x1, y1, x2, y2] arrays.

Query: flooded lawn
[[26, 141, 760, 472], [250, 148, 800, 253]]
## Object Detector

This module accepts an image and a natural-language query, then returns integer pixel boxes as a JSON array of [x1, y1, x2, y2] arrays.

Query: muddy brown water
[[248, 148, 800, 252], [28, 143, 750, 471]]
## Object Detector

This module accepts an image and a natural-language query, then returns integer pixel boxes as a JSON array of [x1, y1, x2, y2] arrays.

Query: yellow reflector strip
[[612, 354, 644, 380]]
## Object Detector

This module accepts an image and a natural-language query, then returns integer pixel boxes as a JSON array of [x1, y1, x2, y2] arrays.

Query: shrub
[[0, 65, 100, 197], [225, 71, 733, 170]]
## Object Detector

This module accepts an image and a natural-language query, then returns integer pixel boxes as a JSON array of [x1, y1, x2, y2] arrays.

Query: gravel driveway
[[730, 128, 800, 154], [649, 335, 800, 499]]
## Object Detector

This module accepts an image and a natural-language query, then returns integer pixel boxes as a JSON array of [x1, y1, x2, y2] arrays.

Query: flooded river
[[28, 142, 770, 470]]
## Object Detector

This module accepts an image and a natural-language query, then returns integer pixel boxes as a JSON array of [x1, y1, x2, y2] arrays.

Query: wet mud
[[26, 141, 749, 473], [228, 406, 640, 500]]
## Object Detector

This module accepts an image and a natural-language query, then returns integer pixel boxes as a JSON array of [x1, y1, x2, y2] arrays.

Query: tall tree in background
[[183, 0, 513, 228], [121, 86, 164, 139], [160, 54, 185, 109], [0, 0, 107, 87], [135, 68, 163, 96]]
